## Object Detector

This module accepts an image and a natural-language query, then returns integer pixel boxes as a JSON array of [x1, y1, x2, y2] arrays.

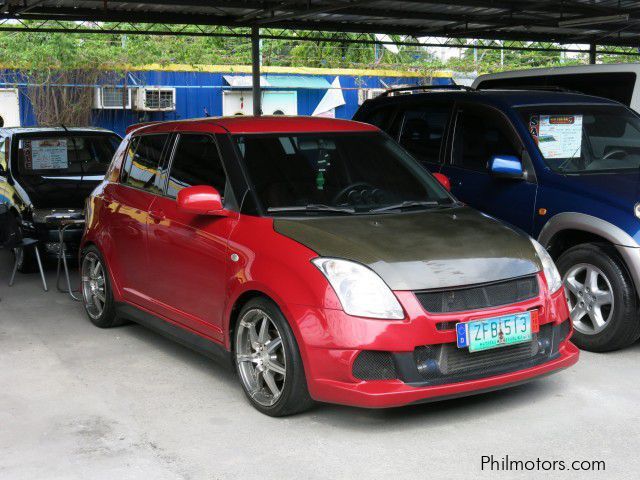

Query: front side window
[[121, 134, 168, 194], [167, 134, 226, 198], [234, 132, 453, 215], [519, 105, 640, 173], [16, 134, 120, 176], [398, 104, 451, 164], [453, 107, 520, 171]]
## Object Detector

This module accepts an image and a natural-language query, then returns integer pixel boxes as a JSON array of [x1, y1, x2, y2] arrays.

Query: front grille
[[352, 351, 398, 380], [415, 275, 539, 314], [351, 321, 570, 385], [412, 323, 558, 385]]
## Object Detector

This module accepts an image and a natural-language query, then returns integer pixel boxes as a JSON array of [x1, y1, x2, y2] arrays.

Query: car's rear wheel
[[234, 297, 314, 416], [557, 243, 640, 352], [80, 245, 124, 328]]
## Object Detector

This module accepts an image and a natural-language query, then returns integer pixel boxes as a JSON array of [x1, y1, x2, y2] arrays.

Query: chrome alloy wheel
[[82, 252, 107, 320], [563, 263, 614, 335], [235, 309, 287, 407]]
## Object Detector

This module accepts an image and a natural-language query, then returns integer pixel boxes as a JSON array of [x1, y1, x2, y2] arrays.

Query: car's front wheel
[[234, 297, 314, 416], [557, 243, 640, 352]]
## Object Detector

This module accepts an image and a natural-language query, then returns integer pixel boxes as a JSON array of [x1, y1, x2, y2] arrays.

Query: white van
[[472, 64, 640, 113]]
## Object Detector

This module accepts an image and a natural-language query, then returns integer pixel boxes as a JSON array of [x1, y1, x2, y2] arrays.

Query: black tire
[[233, 297, 314, 416], [80, 245, 125, 328], [557, 243, 640, 352]]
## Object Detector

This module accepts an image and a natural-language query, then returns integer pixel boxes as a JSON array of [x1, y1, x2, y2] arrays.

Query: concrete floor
[[1, 250, 639, 480]]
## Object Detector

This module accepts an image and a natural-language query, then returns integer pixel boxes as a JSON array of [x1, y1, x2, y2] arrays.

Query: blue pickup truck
[[354, 87, 640, 351]]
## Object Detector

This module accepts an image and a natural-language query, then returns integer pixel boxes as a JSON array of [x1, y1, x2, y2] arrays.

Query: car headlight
[[531, 238, 562, 293], [312, 258, 404, 319]]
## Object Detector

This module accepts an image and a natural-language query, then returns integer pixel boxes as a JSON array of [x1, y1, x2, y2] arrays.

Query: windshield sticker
[[25, 139, 69, 170], [532, 115, 583, 159]]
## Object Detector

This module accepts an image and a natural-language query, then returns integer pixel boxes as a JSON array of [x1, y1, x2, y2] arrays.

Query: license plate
[[456, 312, 532, 353]]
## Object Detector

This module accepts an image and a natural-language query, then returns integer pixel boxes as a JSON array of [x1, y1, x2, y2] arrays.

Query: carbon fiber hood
[[274, 207, 542, 291]]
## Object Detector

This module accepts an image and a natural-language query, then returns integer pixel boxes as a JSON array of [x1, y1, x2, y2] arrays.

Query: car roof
[[132, 115, 379, 135], [0, 126, 118, 136], [474, 63, 640, 86], [363, 89, 622, 110]]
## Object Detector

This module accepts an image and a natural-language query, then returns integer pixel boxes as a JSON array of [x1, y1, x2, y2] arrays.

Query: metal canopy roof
[[1, 1, 640, 48]]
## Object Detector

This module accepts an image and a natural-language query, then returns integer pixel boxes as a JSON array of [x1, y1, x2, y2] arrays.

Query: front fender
[[538, 212, 638, 248], [223, 216, 341, 350], [538, 212, 640, 298]]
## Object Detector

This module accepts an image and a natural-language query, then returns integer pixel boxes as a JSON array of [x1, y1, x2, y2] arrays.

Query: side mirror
[[433, 172, 451, 192], [489, 155, 524, 180], [177, 185, 225, 216]]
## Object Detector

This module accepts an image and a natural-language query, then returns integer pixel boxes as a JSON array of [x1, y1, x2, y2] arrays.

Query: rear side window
[[167, 134, 226, 198], [478, 72, 636, 107], [453, 106, 520, 171], [398, 104, 451, 164], [121, 134, 168, 194]]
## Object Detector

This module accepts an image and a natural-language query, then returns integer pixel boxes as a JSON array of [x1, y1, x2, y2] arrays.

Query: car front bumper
[[288, 278, 579, 408]]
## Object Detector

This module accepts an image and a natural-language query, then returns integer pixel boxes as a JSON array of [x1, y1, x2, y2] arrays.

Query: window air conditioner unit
[[94, 86, 132, 109], [357, 88, 386, 105], [134, 87, 176, 112]]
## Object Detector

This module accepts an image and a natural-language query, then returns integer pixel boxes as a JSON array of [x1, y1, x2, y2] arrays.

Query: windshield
[[16, 134, 120, 176], [233, 132, 454, 215], [519, 105, 640, 174]]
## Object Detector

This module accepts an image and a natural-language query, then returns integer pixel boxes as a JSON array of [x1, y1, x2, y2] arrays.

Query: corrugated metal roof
[[2, 1, 640, 48]]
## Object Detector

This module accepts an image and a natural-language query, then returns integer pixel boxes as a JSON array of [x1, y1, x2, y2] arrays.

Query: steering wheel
[[331, 182, 376, 205], [602, 149, 629, 161]]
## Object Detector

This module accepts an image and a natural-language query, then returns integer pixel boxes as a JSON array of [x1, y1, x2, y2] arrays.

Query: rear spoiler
[[125, 121, 162, 135]]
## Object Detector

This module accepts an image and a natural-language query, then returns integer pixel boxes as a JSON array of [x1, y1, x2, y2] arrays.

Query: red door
[[104, 183, 154, 305], [144, 132, 234, 343], [104, 133, 170, 308]]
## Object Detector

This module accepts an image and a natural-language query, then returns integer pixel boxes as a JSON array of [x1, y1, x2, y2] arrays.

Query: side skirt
[[115, 303, 234, 369]]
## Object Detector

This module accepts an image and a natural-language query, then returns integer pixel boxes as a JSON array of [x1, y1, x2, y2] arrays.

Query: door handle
[[149, 209, 166, 222]]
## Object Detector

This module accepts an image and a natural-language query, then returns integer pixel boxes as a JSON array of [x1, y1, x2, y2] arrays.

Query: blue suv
[[354, 87, 640, 352]]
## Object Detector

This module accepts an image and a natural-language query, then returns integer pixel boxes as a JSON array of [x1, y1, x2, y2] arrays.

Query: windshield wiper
[[267, 204, 356, 215], [370, 200, 445, 213]]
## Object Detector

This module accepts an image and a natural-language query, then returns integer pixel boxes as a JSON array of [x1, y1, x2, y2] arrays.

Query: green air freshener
[[316, 171, 325, 190]]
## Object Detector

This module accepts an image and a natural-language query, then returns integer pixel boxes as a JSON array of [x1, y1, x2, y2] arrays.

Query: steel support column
[[251, 26, 261, 116], [589, 43, 597, 64]]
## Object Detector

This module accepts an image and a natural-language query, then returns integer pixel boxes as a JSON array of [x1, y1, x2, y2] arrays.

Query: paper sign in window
[[30, 139, 69, 170], [536, 115, 583, 159]]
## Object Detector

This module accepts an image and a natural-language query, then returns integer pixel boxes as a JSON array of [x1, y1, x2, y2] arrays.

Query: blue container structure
[[3, 66, 452, 136]]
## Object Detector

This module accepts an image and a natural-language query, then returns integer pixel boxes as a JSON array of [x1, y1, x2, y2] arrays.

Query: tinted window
[[361, 106, 396, 131], [234, 132, 452, 214], [167, 134, 226, 198], [453, 107, 519, 171], [398, 104, 451, 163], [121, 134, 168, 194], [478, 72, 636, 107], [16, 134, 120, 176]]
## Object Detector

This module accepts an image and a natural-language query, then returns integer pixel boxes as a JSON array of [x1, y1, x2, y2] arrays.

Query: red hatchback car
[[81, 116, 578, 416]]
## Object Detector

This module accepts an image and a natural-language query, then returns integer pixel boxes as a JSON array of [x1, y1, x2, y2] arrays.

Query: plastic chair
[[0, 203, 48, 292]]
